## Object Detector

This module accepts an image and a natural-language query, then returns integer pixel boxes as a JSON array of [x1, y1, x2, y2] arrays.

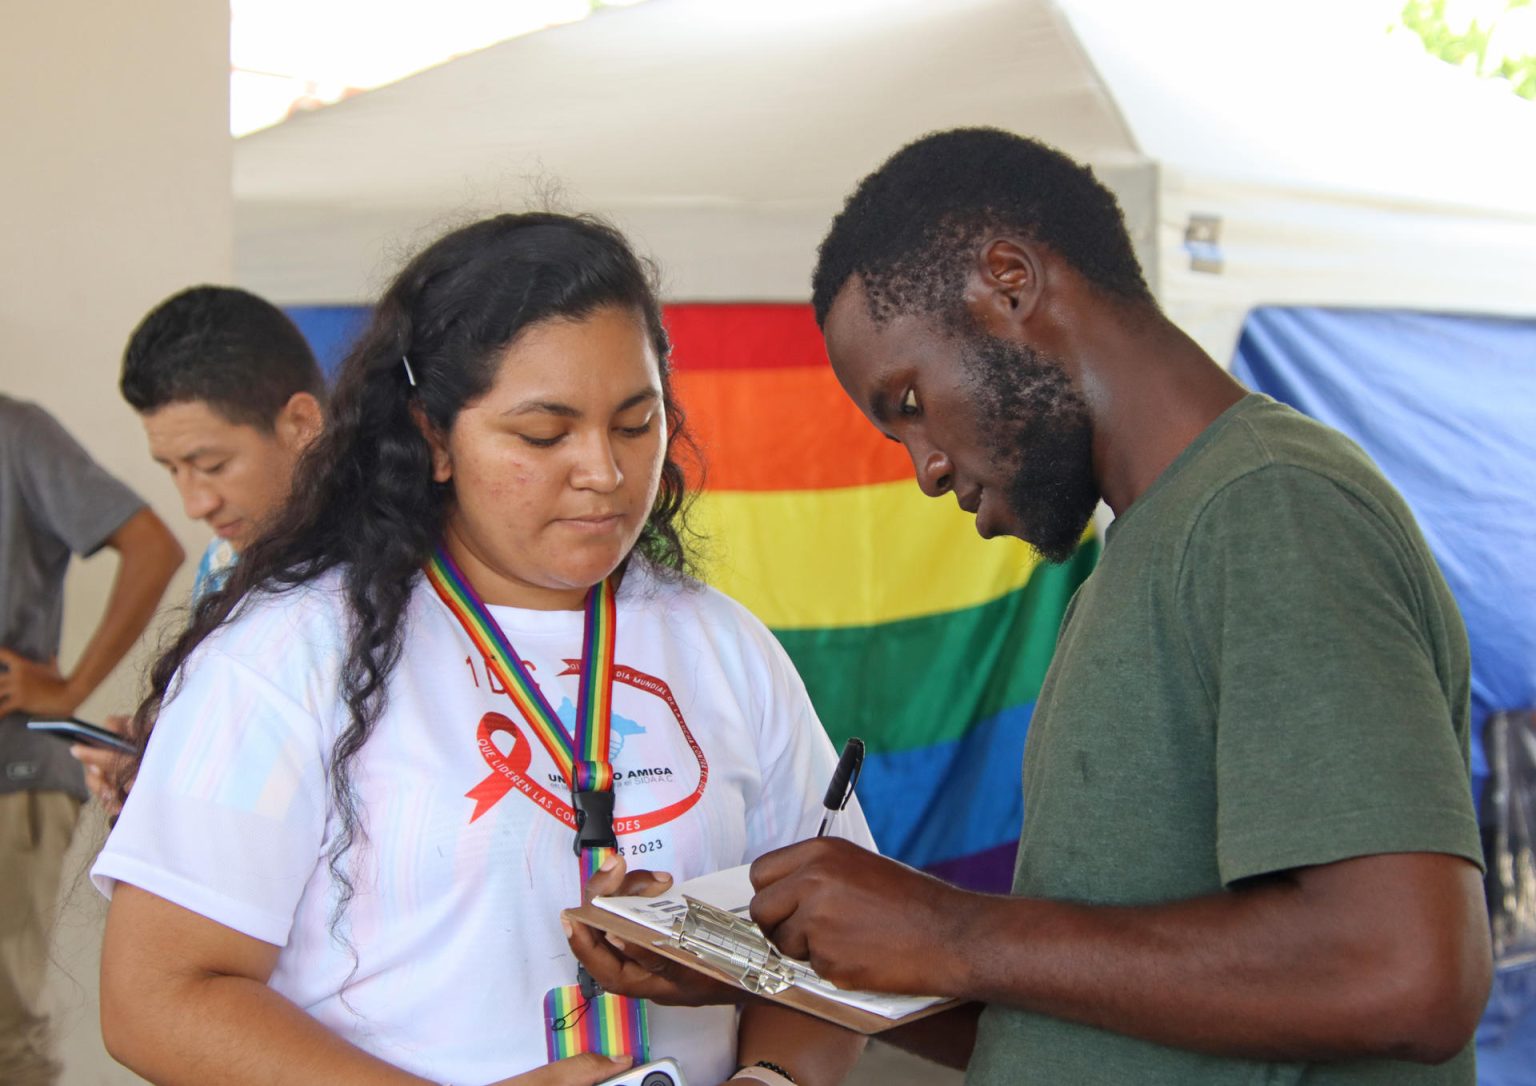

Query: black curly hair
[[119, 212, 700, 937], [811, 127, 1153, 328]]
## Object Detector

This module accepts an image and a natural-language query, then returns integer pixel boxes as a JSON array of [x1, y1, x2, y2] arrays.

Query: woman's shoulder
[[623, 560, 770, 632], [622, 560, 789, 674], [152, 569, 363, 741], [197, 566, 355, 673]]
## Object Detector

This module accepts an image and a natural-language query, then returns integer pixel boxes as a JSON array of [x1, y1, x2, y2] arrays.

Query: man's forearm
[[64, 507, 182, 707], [948, 853, 1489, 1064], [754, 832, 1490, 1070]]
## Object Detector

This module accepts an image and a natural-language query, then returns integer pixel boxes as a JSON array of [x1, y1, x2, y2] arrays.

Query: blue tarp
[[1233, 306, 1536, 1086]]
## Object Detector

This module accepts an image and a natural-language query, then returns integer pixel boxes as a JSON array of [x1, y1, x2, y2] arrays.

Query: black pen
[[816, 737, 865, 837]]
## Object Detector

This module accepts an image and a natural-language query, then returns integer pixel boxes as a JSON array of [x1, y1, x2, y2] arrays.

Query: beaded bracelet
[[730, 1060, 798, 1085]]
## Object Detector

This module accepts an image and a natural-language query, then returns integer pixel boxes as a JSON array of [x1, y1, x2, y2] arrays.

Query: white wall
[[0, 1, 232, 1081]]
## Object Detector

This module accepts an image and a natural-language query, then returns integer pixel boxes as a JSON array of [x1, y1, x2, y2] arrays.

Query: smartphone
[[26, 718, 136, 754], [595, 1058, 687, 1086]]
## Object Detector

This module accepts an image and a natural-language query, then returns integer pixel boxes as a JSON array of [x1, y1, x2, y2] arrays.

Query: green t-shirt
[[967, 395, 1482, 1086]]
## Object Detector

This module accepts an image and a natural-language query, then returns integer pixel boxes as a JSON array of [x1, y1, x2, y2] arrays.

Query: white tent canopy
[[234, 0, 1536, 361]]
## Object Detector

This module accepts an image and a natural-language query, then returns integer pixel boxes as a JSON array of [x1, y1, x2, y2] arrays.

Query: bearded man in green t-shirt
[[739, 129, 1491, 1085]]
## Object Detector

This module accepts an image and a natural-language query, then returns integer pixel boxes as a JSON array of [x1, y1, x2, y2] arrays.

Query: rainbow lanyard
[[423, 544, 621, 885], [425, 545, 649, 1062]]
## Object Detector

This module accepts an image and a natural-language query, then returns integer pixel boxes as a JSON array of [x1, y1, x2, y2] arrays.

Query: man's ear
[[964, 238, 1047, 336], [275, 392, 325, 452], [411, 403, 453, 484]]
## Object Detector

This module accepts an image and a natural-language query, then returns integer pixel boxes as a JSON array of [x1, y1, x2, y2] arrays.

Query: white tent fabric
[[1068, 0, 1536, 355], [234, 0, 1536, 361]]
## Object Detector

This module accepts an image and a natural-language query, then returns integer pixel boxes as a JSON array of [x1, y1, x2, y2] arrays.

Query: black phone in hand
[[26, 718, 135, 754]]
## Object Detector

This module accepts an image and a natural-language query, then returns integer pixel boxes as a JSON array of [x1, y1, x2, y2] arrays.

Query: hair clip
[[401, 355, 418, 387]]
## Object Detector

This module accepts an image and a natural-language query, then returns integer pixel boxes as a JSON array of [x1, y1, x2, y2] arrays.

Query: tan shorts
[[0, 790, 82, 1086]]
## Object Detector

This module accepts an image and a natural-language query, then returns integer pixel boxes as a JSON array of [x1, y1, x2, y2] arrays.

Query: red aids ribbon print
[[465, 664, 709, 828], [465, 713, 578, 825]]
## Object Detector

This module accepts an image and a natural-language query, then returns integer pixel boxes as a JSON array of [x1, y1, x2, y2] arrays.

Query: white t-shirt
[[94, 562, 870, 1086]]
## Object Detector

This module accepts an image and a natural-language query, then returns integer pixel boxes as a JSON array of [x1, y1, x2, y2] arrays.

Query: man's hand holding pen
[[748, 838, 978, 998], [748, 734, 978, 998]]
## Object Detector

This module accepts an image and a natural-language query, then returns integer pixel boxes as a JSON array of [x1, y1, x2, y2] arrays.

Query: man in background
[[119, 285, 325, 599], [72, 286, 326, 810], [0, 395, 182, 1085]]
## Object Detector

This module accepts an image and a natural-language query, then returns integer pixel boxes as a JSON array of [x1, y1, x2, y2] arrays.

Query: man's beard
[[960, 333, 1099, 563]]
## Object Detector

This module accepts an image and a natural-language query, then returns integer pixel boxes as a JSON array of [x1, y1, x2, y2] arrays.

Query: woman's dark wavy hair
[[119, 212, 699, 931]]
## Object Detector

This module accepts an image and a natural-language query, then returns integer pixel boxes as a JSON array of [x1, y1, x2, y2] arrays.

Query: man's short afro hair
[[811, 127, 1153, 328]]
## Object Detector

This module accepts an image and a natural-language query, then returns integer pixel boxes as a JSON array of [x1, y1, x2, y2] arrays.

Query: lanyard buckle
[[571, 788, 617, 854]]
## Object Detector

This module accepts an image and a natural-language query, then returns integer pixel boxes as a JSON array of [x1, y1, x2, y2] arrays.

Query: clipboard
[[569, 869, 958, 1034]]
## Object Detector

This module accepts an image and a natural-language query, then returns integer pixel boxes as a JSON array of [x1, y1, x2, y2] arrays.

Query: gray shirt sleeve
[[10, 401, 145, 556]]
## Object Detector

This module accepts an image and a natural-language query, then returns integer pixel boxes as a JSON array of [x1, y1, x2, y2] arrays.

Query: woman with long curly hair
[[91, 213, 868, 1086]]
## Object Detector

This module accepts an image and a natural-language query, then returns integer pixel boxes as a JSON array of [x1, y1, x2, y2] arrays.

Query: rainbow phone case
[[543, 983, 648, 1064]]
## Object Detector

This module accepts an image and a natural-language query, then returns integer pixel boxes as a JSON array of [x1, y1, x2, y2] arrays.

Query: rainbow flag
[[668, 304, 1098, 892]]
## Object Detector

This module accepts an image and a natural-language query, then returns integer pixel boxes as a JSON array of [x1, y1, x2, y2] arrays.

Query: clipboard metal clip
[[668, 896, 798, 996]]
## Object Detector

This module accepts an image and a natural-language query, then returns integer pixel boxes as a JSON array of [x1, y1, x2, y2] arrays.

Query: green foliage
[[1398, 0, 1536, 99]]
